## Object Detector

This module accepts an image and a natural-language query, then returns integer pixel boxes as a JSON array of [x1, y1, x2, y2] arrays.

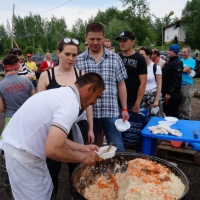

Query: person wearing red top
[[40, 53, 55, 72]]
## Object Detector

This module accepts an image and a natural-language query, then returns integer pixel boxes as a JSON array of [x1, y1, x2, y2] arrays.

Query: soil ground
[[0, 78, 200, 200]]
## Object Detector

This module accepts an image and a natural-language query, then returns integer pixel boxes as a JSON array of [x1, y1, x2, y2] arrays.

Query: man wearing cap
[[115, 30, 147, 114], [25, 54, 38, 88], [179, 46, 196, 120], [162, 44, 183, 118]]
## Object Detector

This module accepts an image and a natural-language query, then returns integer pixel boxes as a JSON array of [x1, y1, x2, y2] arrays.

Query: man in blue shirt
[[179, 46, 196, 119]]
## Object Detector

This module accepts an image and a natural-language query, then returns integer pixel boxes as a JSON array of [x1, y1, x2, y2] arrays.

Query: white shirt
[[0, 86, 80, 159], [145, 61, 162, 92]]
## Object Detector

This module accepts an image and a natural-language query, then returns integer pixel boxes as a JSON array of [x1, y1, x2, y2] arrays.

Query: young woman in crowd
[[37, 38, 94, 197], [139, 47, 162, 115]]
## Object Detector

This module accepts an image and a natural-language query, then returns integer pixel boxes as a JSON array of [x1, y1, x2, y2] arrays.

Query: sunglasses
[[64, 38, 79, 45]]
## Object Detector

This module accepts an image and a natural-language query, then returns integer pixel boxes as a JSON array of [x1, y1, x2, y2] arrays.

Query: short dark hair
[[75, 72, 105, 92], [86, 22, 105, 36], [140, 46, 152, 57], [3, 54, 19, 65], [8, 48, 22, 56], [152, 49, 160, 56]]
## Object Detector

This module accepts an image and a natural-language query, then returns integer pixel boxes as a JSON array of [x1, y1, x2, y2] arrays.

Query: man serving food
[[0, 72, 104, 200]]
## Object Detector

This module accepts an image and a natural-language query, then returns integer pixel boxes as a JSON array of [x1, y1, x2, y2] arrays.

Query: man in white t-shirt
[[0, 72, 104, 200]]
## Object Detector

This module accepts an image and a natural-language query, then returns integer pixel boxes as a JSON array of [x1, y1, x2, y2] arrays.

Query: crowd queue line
[[0, 22, 196, 199]]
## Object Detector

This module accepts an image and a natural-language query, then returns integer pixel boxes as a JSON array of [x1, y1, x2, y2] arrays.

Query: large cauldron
[[71, 152, 189, 200]]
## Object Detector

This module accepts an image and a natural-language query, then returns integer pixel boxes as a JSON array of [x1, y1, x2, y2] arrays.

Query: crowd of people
[[0, 22, 197, 200]]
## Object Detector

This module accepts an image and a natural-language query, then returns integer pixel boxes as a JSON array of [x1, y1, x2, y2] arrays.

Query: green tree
[[173, 35, 179, 44], [181, 0, 200, 47], [119, 0, 153, 45], [104, 18, 131, 52], [44, 16, 68, 52], [0, 25, 10, 55], [71, 18, 87, 49]]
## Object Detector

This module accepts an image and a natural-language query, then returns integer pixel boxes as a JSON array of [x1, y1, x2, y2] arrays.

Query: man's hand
[[165, 93, 171, 101], [87, 130, 95, 144], [153, 99, 159, 107], [121, 111, 129, 121], [81, 151, 101, 166], [132, 104, 140, 114]]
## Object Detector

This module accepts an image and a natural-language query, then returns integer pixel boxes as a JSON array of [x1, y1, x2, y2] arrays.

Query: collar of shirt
[[84, 47, 112, 59], [70, 85, 81, 109]]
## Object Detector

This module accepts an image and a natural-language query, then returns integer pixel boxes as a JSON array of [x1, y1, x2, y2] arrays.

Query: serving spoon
[[98, 142, 113, 156]]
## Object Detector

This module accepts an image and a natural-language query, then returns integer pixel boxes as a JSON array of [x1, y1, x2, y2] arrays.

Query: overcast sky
[[0, 0, 189, 29]]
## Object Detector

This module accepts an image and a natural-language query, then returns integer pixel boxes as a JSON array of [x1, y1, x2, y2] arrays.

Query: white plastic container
[[164, 116, 178, 124], [115, 119, 130, 132], [189, 70, 195, 78], [151, 106, 159, 114], [158, 120, 172, 127], [96, 145, 117, 159]]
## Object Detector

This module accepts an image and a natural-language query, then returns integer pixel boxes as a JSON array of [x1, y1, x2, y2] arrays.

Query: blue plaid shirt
[[74, 48, 127, 118]]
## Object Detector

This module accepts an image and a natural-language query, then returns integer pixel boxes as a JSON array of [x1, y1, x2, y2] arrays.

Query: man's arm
[[86, 106, 95, 144], [0, 97, 5, 112], [118, 81, 129, 120], [132, 74, 147, 113], [45, 126, 99, 166]]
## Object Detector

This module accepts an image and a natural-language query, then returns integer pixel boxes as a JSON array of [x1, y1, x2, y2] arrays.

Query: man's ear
[[86, 84, 94, 93]]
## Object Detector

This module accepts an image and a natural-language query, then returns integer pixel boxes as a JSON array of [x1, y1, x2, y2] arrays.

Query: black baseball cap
[[115, 30, 135, 40]]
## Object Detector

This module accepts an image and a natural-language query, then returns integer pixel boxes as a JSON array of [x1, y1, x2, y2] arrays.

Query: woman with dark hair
[[37, 38, 94, 197], [8, 48, 33, 80], [139, 47, 162, 115]]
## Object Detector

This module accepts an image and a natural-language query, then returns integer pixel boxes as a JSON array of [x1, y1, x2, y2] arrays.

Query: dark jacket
[[162, 56, 183, 96]]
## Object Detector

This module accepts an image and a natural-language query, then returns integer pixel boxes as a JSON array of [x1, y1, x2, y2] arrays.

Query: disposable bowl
[[96, 145, 117, 159], [164, 116, 178, 124], [171, 140, 184, 148], [158, 120, 172, 127], [115, 119, 130, 132]]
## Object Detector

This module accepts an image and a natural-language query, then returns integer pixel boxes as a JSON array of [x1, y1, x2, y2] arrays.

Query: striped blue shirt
[[74, 48, 127, 118]]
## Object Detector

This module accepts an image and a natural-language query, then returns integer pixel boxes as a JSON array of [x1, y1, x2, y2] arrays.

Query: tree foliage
[[181, 0, 200, 47], [0, 0, 195, 56]]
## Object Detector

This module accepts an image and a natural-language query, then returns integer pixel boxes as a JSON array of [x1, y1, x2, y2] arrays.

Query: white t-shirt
[[0, 86, 80, 159], [145, 61, 162, 92]]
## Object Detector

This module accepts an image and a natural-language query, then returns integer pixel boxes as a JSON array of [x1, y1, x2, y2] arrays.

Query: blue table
[[141, 117, 200, 155]]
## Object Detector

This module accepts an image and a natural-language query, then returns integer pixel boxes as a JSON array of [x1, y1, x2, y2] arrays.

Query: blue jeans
[[93, 117, 125, 152]]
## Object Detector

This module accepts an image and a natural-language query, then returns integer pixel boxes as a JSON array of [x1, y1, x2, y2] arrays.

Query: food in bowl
[[96, 146, 117, 159], [165, 116, 178, 124], [115, 119, 130, 132], [84, 158, 185, 200]]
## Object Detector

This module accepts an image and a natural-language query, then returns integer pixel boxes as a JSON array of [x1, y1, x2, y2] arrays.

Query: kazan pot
[[71, 152, 189, 200]]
